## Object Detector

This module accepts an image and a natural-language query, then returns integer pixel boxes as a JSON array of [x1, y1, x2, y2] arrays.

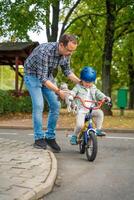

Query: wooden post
[[15, 56, 19, 95], [19, 77, 24, 94]]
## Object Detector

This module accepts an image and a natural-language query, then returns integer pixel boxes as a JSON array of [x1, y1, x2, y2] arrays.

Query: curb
[[102, 128, 134, 133], [0, 126, 134, 133], [0, 138, 58, 200], [34, 151, 57, 200], [26, 151, 57, 200]]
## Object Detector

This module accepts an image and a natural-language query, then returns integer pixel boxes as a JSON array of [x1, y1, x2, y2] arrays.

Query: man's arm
[[43, 80, 66, 100], [67, 72, 80, 84]]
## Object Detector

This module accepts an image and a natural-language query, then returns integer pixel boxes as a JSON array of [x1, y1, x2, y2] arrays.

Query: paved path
[[0, 118, 133, 200], [0, 138, 57, 200]]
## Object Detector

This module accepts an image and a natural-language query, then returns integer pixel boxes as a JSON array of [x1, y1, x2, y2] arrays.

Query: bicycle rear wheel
[[85, 130, 98, 161]]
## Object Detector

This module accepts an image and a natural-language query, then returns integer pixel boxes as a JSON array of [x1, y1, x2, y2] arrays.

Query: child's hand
[[105, 96, 111, 102], [104, 97, 112, 107], [65, 95, 78, 113], [68, 95, 74, 101]]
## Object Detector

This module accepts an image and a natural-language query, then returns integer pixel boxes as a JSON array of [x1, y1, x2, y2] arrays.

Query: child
[[69, 66, 111, 145]]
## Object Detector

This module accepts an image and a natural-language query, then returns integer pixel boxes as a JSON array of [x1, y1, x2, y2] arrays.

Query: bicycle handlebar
[[74, 96, 106, 110]]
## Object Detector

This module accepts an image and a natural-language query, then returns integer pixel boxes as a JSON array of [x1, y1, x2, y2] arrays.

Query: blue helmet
[[80, 66, 96, 82]]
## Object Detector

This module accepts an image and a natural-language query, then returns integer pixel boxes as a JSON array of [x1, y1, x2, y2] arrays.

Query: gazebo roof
[[0, 42, 39, 65], [0, 41, 39, 95]]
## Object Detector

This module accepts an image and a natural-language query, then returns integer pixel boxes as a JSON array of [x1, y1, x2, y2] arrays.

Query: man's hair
[[59, 34, 78, 46]]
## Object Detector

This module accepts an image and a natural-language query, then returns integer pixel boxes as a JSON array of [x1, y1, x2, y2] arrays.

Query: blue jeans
[[24, 75, 61, 140]]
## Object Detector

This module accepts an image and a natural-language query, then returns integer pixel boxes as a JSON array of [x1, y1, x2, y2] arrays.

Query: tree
[[102, 0, 116, 98], [68, 0, 134, 113], [113, 33, 134, 109], [0, 0, 134, 110], [127, 44, 134, 109], [0, 0, 82, 42]]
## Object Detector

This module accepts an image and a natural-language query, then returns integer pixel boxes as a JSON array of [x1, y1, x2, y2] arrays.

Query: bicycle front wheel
[[79, 134, 85, 154], [85, 130, 98, 161]]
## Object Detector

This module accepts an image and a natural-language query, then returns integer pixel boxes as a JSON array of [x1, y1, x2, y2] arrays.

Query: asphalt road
[[0, 129, 134, 200]]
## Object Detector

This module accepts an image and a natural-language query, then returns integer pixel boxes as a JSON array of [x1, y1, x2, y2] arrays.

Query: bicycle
[[71, 96, 107, 162]]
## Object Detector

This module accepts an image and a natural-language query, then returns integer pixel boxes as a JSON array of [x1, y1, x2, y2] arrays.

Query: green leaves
[[0, 0, 50, 40]]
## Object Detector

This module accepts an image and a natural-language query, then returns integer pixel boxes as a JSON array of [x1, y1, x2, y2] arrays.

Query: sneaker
[[96, 129, 106, 137], [34, 138, 47, 149], [45, 138, 61, 152], [70, 134, 77, 145]]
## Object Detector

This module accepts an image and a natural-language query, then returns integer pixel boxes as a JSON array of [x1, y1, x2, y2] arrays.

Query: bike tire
[[79, 135, 85, 154], [85, 130, 98, 162]]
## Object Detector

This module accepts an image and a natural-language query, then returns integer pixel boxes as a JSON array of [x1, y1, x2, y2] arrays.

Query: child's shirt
[[71, 84, 106, 113]]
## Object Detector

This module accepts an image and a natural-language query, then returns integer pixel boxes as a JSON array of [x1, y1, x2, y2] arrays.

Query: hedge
[[0, 90, 68, 115], [0, 90, 32, 114]]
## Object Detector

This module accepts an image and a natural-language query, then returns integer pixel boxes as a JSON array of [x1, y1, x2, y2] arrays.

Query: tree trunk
[[50, 0, 60, 41], [102, 0, 116, 115], [46, 0, 82, 41], [128, 49, 134, 109], [46, 0, 60, 42]]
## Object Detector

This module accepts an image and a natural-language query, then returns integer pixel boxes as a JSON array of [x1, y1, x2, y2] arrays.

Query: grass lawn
[[0, 109, 134, 130], [57, 109, 134, 130]]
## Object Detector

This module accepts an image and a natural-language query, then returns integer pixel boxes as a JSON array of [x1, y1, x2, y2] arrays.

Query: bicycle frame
[[84, 110, 96, 145], [73, 96, 106, 161], [75, 96, 105, 141]]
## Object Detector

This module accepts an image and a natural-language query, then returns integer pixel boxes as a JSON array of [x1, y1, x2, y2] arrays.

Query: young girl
[[70, 66, 111, 145]]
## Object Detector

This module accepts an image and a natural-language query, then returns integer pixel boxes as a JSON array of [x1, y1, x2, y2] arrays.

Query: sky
[[0, 30, 47, 44], [28, 29, 47, 44]]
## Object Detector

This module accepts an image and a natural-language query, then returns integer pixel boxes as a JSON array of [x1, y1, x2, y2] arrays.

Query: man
[[24, 34, 80, 152]]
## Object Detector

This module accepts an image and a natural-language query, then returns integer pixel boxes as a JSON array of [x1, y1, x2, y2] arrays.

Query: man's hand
[[58, 90, 67, 100], [68, 73, 81, 84]]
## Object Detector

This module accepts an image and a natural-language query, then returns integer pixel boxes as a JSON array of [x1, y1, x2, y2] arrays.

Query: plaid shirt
[[24, 42, 72, 83]]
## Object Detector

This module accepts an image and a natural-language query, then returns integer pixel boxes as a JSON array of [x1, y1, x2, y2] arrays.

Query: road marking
[[0, 132, 17, 135], [0, 132, 33, 136], [0, 133, 134, 140], [106, 136, 134, 140]]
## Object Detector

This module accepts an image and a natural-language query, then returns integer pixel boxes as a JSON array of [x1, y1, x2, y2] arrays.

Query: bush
[[0, 90, 32, 114]]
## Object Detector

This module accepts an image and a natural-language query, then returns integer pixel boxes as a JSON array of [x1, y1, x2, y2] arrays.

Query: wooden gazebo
[[0, 42, 39, 95]]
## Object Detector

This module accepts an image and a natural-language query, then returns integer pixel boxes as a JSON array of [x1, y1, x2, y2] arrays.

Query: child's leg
[[92, 109, 104, 129], [92, 109, 106, 136], [74, 113, 86, 135], [70, 112, 86, 145]]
